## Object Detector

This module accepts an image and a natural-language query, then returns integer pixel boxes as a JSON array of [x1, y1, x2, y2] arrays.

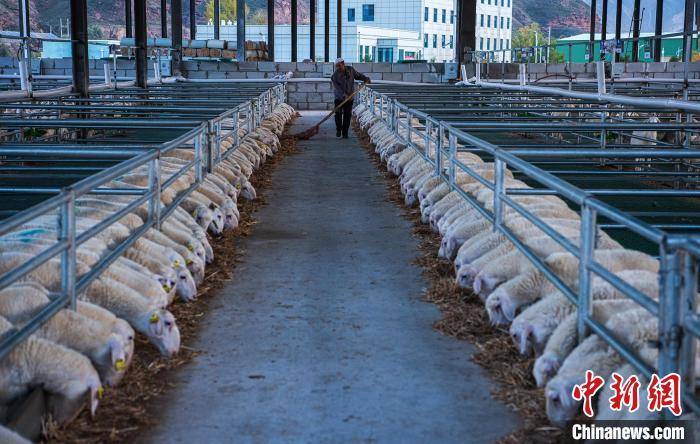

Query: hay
[[42, 126, 300, 443], [352, 119, 561, 444]]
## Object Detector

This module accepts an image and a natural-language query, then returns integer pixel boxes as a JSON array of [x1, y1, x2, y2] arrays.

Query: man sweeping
[[331, 58, 371, 138]]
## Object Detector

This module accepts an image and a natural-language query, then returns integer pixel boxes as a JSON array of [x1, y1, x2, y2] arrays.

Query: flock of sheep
[[353, 102, 698, 426], [0, 102, 296, 438]]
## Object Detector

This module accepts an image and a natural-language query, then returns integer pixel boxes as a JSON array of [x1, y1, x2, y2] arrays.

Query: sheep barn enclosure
[[2, 55, 700, 444]]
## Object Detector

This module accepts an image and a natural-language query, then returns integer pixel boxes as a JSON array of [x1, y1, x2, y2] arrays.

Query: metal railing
[[359, 84, 700, 416], [0, 82, 286, 361]]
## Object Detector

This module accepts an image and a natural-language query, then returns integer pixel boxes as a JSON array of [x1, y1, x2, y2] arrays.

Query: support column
[[126, 0, 133, 38], [336, 0, 341, 58], [135, 0, 148, 88], [310, 0, 316, 61], [214, 0, 220, 39], [267, 0, 275, 60], [456, 0, 477, 64], [683, 0, 695, 62], [237, 0, 245, 61], [631, 0, 641, 62], [614, 0, 622, 62], [324, 0, 330, 61], [588, 0, 597, 62], [190, 0, 196, 39], [172, 0, 183, 74], [600, 0, 607, 61], [291, 0, 298, 61], [161, 0, 168, 37], [18, 0, 30, 60], [653, 0, 663, 62], [70, 0, 89, 97]]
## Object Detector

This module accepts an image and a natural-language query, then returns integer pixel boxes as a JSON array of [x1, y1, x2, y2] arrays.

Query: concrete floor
[[144, 112, 520, 443]]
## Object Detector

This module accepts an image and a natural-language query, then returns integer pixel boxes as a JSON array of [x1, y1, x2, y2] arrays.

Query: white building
[[197, 0, 461, 62], [475, 0, 513, 61]]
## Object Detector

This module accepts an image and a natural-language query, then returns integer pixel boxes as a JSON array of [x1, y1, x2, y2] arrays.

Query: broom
[[284, 84, 366, 140]]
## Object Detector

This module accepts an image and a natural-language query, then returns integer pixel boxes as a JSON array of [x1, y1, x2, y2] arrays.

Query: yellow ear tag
[[97, 387, 104, 399], [162, 284, 171, 293], [192, 210, 197, 217], [149, 313, 160, 323], [115, 359, 126, 372], [172, 259, 180, 268], [185, 258, 192, 265], [235, 183, 242, 189], [187, 244, 194, 252]]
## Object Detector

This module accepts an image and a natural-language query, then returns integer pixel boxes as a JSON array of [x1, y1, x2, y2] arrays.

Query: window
[[480, 14, 484, 27], [494, 16, 498, 28], [487, 15, 491, 27], [348, 8, 355, 22], [424, 7, 429, 21], [486, 38, 490, 50], [480, 0, 484, 3], [450, 10, 454, 24], [449, 35, 454, 48], [442, 9, 446, 23], [371, 46, 376, 61], [359, 44, 363, 59], [488, 0, 491, 4], [362, 4, 374, 21], [433, 8, 438, 22], [441, 35, 445, 48], [479, 37, 483, 50], [399, 49, 404, 61], [507, 0, 510, 6], [423, 33, 428, 48], [433, 34, 437, 48], [500, 39, 503, 50], [501, 17, 504, 28], [501, 0, 504, 5], [507, 17, 510, 29]]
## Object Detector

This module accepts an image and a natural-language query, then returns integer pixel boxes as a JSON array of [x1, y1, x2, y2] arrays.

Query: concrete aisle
[[144, 112, 520, 443]]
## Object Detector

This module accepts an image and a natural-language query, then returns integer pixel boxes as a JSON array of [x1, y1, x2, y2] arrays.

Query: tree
[[249, 8, 267, 25], [512, 23, 564, 63], [205, 0, 250, 22], [88, 24, 104, 40]]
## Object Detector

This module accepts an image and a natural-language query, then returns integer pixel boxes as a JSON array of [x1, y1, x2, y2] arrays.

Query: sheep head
[[534, 352, 562, 388], [192, 205, 214, 231], [173, 264, 197, 302], [485, 290, 512, 327], [146, 309, 181, 357], [545, 375, 581, 428], [473, 271, 504, 299]]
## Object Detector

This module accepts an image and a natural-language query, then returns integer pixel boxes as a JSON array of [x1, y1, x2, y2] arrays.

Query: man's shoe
[[336, 130, 342, 137], [342, 133, 349, 139]]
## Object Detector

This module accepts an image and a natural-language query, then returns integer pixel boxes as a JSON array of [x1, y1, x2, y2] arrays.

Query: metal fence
[[0, 82, 286, 361], [359, 84, 700, 416]]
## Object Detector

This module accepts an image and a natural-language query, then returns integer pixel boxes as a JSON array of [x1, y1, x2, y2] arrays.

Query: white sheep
[[0, 425, 30, 444], [0, 284, 131, 386], [0, 315, 103, 421]]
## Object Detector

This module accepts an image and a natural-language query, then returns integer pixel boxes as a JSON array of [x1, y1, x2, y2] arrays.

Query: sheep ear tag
[[185, 258, 193, 265], [192, 210, 197, 217], [149, 313, 160, 323], [187, 243, 194, 252], [172, 259, 180, 268], [115, 359, 127, 372]]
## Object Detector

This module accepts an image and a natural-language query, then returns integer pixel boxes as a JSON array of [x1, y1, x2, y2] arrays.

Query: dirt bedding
[[42, 127, 301, 443], [353, 120, 562, 444]]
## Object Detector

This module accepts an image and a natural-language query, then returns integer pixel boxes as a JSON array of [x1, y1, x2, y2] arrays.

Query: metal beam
[[600, 0, 608, 61], [653, 0, 663, 62], [134, 0, 148, 88], [324, 0, 329, 61], [683, 0, 695, 62], [614, 0, 622, 62], [70, 0, 89, 97], [456, 0, 477, 64], [237, 0, 245, 61], [214, 0, 220, 39], [171, 0, 183, 74], [18, 0, 31, 61], [161, 0, 168, 37], [267, 0, 275, 60], [336, 0, 341, 58], [291, 0, 297, 61], [310, 0, 316, 61], [190, 0, 196, 39], [631, 0, 641, 62], [126, 0, 133, 38], [589, 0, 597, 62]]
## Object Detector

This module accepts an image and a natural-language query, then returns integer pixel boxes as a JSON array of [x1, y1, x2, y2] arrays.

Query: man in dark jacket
[[330, 58, 371, 138]]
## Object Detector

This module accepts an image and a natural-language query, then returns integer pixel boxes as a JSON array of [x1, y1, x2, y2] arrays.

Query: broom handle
[[312, 83, 366, 128]]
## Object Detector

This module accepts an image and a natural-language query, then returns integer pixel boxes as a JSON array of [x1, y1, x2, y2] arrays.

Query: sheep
[[0, 284, 131, 386], [123, 247, 197, 302], [545, 307, 660, 427], [0, 425, 30, 444], [485, 249, 659, 332], [511, 268, 659, 357], [0, 315, 103, 421]]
